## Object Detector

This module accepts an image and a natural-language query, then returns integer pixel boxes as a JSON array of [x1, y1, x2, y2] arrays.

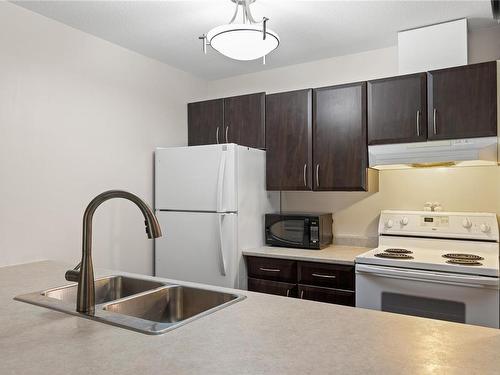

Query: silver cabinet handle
[[300, 290, 304, 299], [286, 289, 290, 297], [315, 164, 320, 188], [225, 126, 229, 143], [303, 164, 307, 187], [216, 126, 220, 144], [433, 108, 437, 135], [259, 267, 280, 272], [312, 273, 336, 279], [416, 110, 420, 136]]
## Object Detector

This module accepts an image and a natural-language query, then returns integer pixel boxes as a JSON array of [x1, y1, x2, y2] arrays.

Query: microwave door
[[268, 219, 307, 247]]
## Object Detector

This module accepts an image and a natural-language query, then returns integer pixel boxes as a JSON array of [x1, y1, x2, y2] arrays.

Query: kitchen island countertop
[[2, 260, 500, 375]]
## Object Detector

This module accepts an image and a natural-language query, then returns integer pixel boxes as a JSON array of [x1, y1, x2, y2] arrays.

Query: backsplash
[[282, 165, 500, 247]]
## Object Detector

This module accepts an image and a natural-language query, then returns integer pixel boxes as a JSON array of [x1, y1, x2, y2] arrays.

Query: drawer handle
[[300, 290, 304, 299], [312, 273, 336, 279], [259, 267, 281, 272], [286, 288, 290, 297], [416, 110, 420, 136]]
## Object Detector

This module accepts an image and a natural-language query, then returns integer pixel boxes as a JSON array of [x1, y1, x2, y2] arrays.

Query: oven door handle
[[356, 264, 499, 288]]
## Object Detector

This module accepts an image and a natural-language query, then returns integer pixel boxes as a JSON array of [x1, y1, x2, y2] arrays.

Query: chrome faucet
[[65, 190, 162, 315]]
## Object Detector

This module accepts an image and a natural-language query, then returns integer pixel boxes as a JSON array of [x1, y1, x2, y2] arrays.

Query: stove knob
[[480, 224, 491, 233], [385, 219, 394, 228], [400, 217, 409, 226], [462, 218, 472, 229]]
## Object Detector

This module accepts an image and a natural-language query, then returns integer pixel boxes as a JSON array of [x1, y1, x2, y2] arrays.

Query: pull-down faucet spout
[[65, 190, 162, 314]]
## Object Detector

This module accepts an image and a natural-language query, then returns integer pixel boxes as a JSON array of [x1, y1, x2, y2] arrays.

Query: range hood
[[370, 20, 498, 170], [369, 137, 498, 170]]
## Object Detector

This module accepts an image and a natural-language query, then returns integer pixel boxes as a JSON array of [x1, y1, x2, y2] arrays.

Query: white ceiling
[[12, 0, 500, 80]]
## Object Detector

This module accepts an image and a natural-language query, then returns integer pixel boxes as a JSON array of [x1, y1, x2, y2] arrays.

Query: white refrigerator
[[154, 144, 278, 289]]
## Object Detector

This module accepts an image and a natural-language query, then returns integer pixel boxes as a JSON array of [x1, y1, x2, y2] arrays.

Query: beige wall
[[0, 2, 207, 273], [206, 38, 500, 245]]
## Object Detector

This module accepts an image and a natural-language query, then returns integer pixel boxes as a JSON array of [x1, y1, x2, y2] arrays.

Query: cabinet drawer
[[248, 278, 297, 297], [298, 285, 355, 307], [246, 256, 297, 283], [298, 261, 354, 290]]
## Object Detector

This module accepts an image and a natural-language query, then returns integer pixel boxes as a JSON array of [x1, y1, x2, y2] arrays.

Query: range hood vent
[[369, 137, 498, 170]]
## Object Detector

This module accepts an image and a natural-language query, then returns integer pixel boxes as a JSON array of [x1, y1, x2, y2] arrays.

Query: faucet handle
[[65, 269, 80, 282]]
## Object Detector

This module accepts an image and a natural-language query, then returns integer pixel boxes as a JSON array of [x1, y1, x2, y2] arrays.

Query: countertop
[[243, 244, 371, 265], [2, 260, 500, 375]]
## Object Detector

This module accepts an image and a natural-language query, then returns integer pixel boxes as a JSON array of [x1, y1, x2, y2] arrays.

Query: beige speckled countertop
[[2, 260, 500, 374], [243, 244, 371, 265]]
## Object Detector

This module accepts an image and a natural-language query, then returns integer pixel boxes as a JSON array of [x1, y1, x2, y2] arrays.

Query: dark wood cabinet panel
[[368, 73, 427, 145], [248, 278, 298, 297], [427, 61, 497, 140], [246, 256, 297, 283], [298, 285, 355, 307], [265, 89, 313, 191], [224, 92, 265, 149], [246, 255, 356, 307], [298, 262, 354, 291], [187, 99, 223, 146], [313, 82, 368, 191]]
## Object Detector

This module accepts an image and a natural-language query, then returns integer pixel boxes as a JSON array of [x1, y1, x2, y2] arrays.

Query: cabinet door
[[265, 89, 313, 191], [224, 92, 265, 148], [248, 278, 297, 297], [188, 99, 224, 146], [298, 285, 355, 307], [298, 262, 354, 291], [368, 73, 427, 145], [246, 256, 297, 283], [313, 82, 368, 191], [427, 61, 497, 140]]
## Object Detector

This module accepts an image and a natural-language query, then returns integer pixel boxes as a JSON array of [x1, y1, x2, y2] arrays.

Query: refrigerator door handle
[[216, 150, 227, 213], [218, 213, 227, 276]]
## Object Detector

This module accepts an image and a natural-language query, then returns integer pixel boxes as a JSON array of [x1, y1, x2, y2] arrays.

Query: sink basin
[[43, 276, 165, 304], [104, 285, 240, 323], [15, 275, 245, 335]]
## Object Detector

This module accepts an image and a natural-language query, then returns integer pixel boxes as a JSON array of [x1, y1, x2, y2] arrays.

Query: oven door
[[355, 264, 500, 328]]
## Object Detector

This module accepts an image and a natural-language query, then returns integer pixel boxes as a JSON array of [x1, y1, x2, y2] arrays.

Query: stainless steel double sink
[[15, 276, 245, 335]]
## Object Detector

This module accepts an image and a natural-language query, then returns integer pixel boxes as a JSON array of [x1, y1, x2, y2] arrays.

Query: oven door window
[[269, 220, 305, 245], [381, 292, 466, 323]]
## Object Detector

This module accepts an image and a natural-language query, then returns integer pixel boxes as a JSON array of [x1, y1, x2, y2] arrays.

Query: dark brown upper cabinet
[[265, 89, 313, 191], [313, 82, 370, 191], [187, 99, 223, 146], [427, 61, 497, 140], [367, 73, 427, 145], [223, 92, 265, 149], [188, 93, 265, 148]]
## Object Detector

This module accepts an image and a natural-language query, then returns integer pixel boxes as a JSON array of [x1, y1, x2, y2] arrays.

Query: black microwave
[[265, 213, 333, 250]]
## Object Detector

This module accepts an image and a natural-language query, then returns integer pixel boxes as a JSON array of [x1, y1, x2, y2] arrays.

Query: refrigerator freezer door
[[155, 144, 237, 212], [155, 211, 238, 288]]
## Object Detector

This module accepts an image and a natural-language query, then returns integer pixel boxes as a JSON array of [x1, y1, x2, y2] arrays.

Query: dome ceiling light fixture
[[199, 0, 279, 64]]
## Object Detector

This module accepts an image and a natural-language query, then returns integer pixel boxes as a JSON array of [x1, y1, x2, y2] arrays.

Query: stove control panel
[[379, 210, 499, 241]]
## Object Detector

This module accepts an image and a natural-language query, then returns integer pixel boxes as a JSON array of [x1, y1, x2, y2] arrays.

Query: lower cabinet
[[246, 256, 355, 307], [298, 285, 355, 306], [248, 278, 298, 297]]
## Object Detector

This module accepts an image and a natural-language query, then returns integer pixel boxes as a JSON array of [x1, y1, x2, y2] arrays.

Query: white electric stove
[[356, 210, 500, 328]]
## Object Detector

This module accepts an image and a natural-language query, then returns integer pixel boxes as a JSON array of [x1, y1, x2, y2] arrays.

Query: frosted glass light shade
[[206, 23, 279, 61]]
